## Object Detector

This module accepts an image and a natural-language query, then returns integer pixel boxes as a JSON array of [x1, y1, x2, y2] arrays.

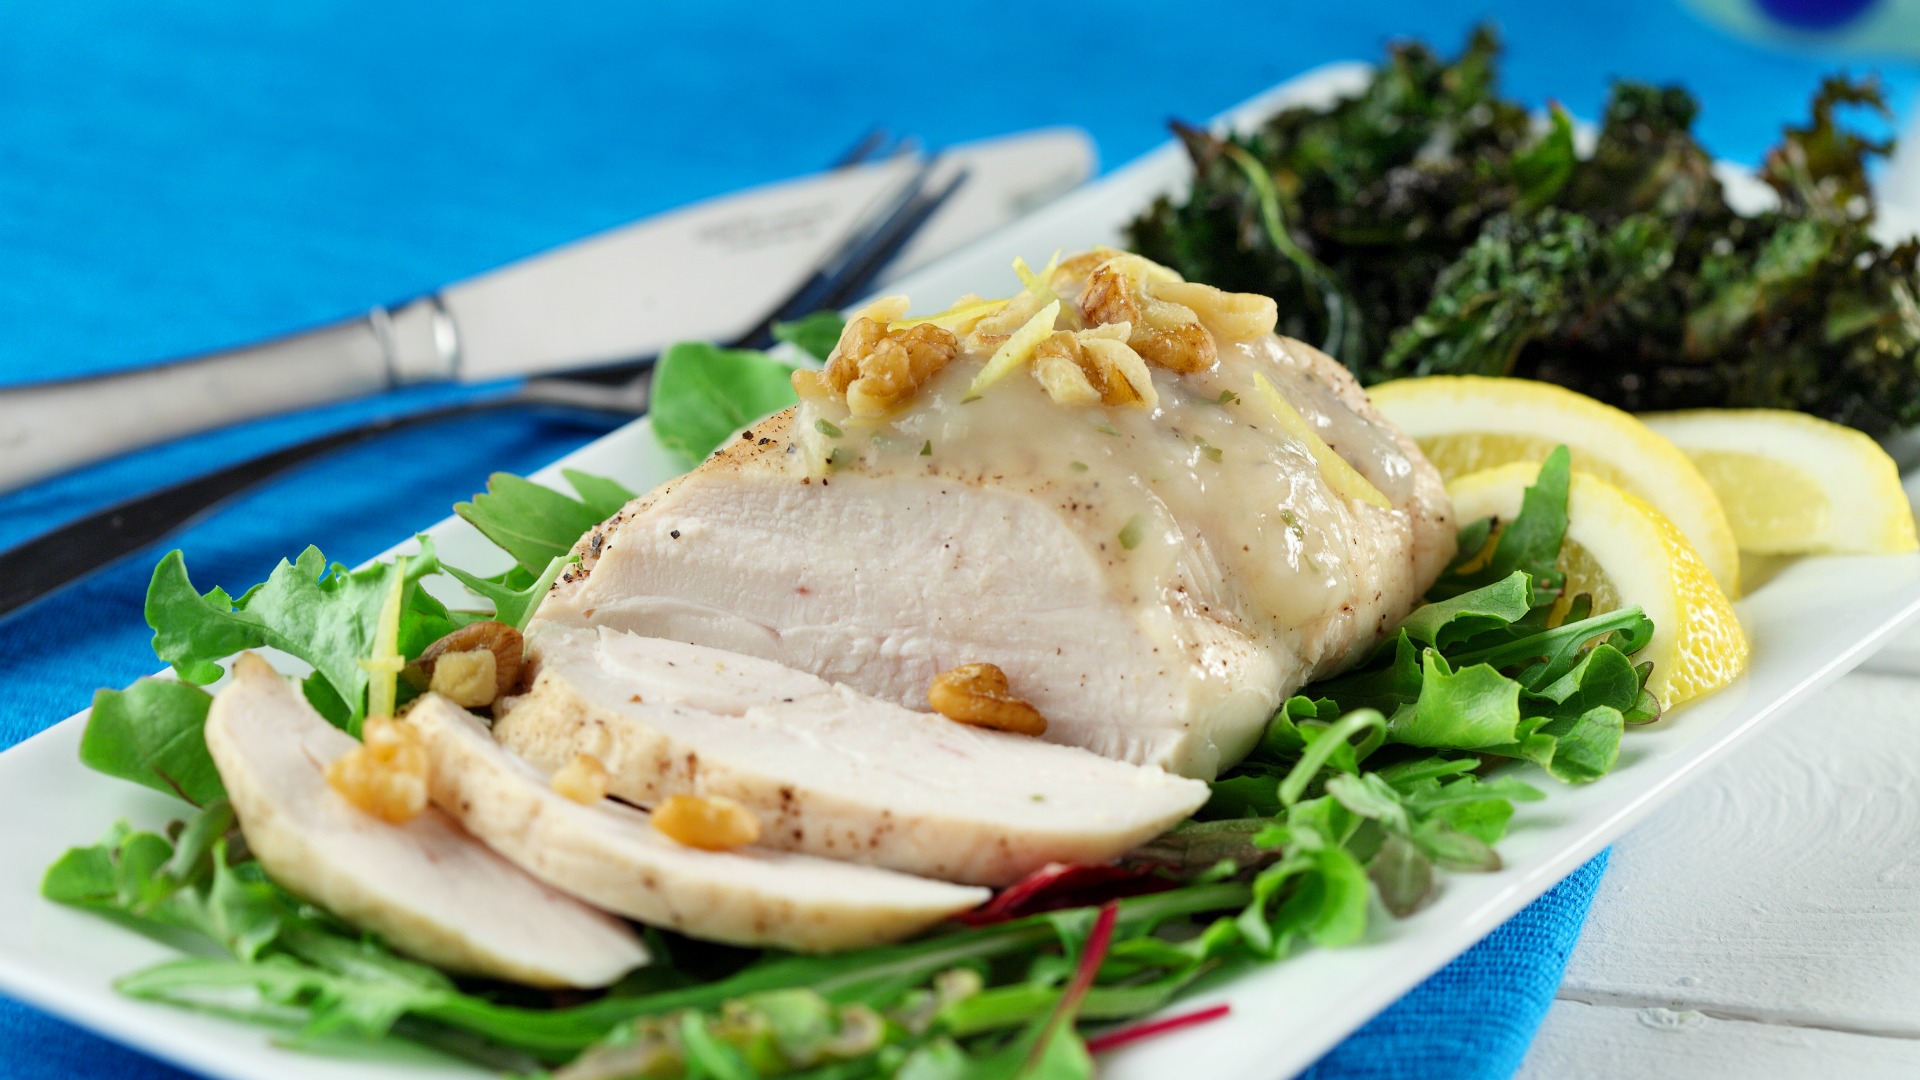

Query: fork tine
[[727, 155, 940, 350], [812, 164, 969, 315], [831, 128, 893, 168]]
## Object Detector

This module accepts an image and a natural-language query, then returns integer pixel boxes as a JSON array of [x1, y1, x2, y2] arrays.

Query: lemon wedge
[[1448, 463, 1747, 709], [1369, 376, 1741, 596], [1639, 409, 1918, 555]]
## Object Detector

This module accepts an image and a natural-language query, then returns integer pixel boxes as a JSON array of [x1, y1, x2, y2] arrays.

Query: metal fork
[[0, 153, 965, 618]]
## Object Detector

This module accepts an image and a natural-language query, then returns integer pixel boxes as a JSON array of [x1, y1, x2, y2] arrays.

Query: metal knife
[[0, 127, 1094, 493]]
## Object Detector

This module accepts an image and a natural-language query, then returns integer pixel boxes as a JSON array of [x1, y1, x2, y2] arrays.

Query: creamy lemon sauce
[[793, 329, 1421, 669]]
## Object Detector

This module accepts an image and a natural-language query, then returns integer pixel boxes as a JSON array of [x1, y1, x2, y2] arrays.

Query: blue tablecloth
[[1, 3, 1911, 1077]]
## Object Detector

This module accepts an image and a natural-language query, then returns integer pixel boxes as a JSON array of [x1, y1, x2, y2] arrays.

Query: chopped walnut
[[325, 716, 429, 823], [405, 621, 523, 703], [651, 793, 762, 850], [792, 317, 961, 417], [928, 662, 1047, 737], [1079, 257, 1218, 373], [1048, 246, 1128, 295], [428, 648, 497, 708], [550, 753, 610, 804], [1029, 328, 1157, 408]]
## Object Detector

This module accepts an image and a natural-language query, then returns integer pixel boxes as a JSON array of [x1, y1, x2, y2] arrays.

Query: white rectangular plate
[[4, 63, 1919, 1080]]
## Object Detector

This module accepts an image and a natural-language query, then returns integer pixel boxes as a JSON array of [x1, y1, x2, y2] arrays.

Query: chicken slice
[[204, 653, 648, 988], [405, 693, 988, 951], [534, 262, 1452, 779], [492, 627, 1211, 887]]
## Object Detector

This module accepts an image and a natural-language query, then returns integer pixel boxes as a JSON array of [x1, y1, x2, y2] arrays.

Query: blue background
[[0, 2, 1911, 1077]]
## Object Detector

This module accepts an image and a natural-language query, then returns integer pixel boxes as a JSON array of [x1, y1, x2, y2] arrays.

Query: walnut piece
[[1029, 328, 1157, 408], [651, 794, 763, 851], [550, 753, 610, 804], [1079, 258, 1217, 373], [406, 621, 524, 703], [1048, 246, 1127, 295], [429, 649, 497, 708], [792, 317, 960, 417], [927, 662, 1047, 737], [325, 716, 429, 823]]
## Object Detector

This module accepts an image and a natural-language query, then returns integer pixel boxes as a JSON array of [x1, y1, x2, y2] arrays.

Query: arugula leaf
[[455, 473, 612, 576], [1397, 571, 1533, 647], [651, 341, 801, 468], [80, 679, 220, 806], [1307, 633, 1424, 715], [773, 312, 848, 363], [1447, 605, 1652, 683], [43, 807, 284, 961], [559, 469, 636, 518], [441, 555, 574, 632], [1429, 446, 1571, 603], [145, 542, 448, 730], [1521, 705, 1624, 784]]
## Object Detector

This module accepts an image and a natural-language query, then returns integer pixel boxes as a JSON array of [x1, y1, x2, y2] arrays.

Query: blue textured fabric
[[0, 3, 1908, 1078], [1299, 852, 1613, 1080]]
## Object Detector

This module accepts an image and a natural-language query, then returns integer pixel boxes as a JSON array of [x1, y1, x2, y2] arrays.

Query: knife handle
[[0, 297, 457, 493]]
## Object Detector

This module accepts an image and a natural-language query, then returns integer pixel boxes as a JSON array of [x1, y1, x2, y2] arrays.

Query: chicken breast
[[204, 653, 648, 988], [406, 693, 988, 951], [535, 251, 1454, 777], [492, 627, 1211, 886]]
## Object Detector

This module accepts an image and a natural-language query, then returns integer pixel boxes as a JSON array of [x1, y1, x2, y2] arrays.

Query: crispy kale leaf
[[1128, 28, 1920, 436]]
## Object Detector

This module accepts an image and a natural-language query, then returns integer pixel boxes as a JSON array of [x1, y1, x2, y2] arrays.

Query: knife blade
[[0, 127, 1093, 494]]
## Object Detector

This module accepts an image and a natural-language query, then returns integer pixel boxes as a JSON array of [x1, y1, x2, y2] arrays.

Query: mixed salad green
[[48, 364, 1653, 1078]]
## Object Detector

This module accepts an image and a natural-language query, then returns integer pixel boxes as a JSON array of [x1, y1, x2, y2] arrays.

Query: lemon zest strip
[[1252, 372, 1393, 510], [964, 300, 1062, 401]]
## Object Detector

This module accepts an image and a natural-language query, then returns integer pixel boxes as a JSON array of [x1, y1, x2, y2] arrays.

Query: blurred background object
[[1687, 0, 1920, 57]]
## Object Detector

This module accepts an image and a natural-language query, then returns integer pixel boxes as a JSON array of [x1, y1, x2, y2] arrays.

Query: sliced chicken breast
[[533, 252, 1453, 778], [492, 627, 1211, 886], [204, 653, 648, 988], [406, 693, 987, 951]]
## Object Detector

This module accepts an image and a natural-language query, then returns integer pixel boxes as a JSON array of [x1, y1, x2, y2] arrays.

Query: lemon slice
[[1369, 376, 1741, 596], [1447, 463, 1747, 709], [1639, 409, 1918, 555]]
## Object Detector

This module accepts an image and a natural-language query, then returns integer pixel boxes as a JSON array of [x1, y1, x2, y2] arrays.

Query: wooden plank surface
[[1517, 669, 1920, 1075], [1518, 1000, 1920, 1080]]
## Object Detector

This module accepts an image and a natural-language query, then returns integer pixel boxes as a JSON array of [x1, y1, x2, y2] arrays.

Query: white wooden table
[[1515, 619, 1920, 1077]]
